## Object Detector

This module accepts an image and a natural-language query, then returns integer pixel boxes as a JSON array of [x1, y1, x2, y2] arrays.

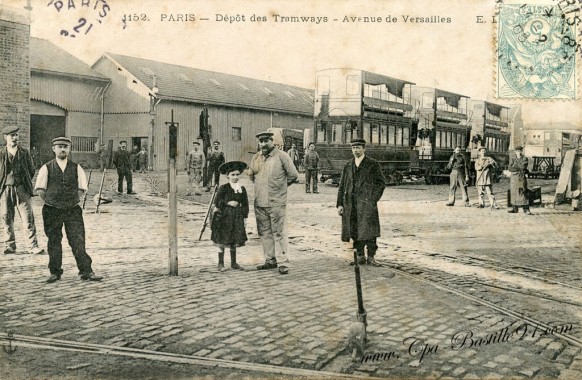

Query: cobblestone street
[[1, 172, 581, 379]]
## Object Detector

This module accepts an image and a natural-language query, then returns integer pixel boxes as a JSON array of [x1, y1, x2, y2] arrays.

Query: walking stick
[[198, 183, 219, 240], [82, 169, 93, 210], [95, 169, 106, 214]]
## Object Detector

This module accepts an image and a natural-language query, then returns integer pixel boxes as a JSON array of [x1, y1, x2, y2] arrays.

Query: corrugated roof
[[30, 38, 109, 81], [104, 53, 314, 115]]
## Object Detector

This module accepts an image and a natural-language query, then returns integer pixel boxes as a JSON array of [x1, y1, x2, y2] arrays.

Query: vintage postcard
[[1, 0, 581, 379]]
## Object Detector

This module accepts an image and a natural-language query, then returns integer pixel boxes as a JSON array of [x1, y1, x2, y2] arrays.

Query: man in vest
[[0, 126, 45, 255], [35, 137, 103, 283]]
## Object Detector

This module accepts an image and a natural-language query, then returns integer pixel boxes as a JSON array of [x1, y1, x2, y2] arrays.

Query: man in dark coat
[[446, 146, 470, 207], [337, 139, 386, 266], [508, 146, 531, 215], [207, 140, 225, 189], [0, 126, 45, 255], [112, 140, 135, 194]]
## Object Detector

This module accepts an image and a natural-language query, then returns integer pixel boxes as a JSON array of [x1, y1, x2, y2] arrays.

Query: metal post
[[167, 109, 178, 276], [353, 250, 367, 327]]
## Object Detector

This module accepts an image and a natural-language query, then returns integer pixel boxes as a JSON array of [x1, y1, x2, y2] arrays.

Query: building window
[[231, 127, 241, 141], [71, 136, 99, 152], [316, 123, 327, 143]]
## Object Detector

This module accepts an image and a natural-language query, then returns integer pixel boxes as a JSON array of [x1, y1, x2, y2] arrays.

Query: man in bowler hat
[[337, 139, 385, 266], [35, 137, 102, 283], [0, 126, 45, 255]]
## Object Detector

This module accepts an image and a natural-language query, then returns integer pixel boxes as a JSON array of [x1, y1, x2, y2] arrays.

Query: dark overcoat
[[336, 156, 385, 242], [0, 147, 35, 198], [210, 183, 249, 247], [508, 155, 529, 206]]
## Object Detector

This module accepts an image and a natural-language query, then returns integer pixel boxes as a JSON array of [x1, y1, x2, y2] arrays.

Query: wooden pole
[[167, 109, 179, 276]]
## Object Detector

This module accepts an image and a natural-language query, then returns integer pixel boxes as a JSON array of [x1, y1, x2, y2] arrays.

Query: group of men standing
[[1, 127, 102, 283], [185, 140, 225, 196]]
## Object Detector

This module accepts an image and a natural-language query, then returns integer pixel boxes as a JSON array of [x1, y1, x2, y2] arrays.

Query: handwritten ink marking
[[360, 350, 398, 364], [403, 337, 438, 364]]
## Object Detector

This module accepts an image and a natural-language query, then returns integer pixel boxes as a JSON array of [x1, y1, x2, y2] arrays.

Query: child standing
[[210, 161, 249, 271]]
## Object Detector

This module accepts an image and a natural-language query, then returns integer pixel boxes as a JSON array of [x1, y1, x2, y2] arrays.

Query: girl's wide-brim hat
[[219, 161, 248, 175]]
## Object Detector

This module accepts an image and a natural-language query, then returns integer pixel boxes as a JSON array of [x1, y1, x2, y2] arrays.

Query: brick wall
[[0, 4, 30, 148]]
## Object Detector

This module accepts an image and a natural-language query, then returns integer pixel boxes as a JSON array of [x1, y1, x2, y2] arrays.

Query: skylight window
[[178, 73, 193, 83], [284, 91, 295, 98], [263, 87, 273, 95], [210, 79, 222, 86], [238, 83, 250, 91]]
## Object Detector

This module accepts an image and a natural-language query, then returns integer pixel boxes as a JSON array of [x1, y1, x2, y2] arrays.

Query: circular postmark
[[46, 0, 111, 38], [498, 4, 577, 99]]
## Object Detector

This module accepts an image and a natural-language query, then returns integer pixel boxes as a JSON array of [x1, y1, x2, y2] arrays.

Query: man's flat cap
[[351, 139, 366, 147], [256, 131, 274, 139], [2, 126, 19, 135], [52, 137, 72, 145], [192, 141, 200, 145], [119, 140, 127, 144], [514, 146, 524, 151]]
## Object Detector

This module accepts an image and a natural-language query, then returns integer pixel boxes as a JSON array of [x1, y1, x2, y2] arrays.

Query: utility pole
[[199, 106, 211, 188], [166, 109, 178, 276]]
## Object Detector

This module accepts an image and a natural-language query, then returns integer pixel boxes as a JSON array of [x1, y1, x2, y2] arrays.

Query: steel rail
[[0, 333, 381, 379]]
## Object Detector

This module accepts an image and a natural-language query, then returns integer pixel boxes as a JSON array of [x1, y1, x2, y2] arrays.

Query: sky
[[7, 0, 582, 128]]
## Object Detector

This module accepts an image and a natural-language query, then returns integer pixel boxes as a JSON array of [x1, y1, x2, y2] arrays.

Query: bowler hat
[[219, 161, 247, 175], [351, 139, 366, 147], [52, 137, 72, 145], [2, 126, 19, 135], [256, 131, 274, 139]]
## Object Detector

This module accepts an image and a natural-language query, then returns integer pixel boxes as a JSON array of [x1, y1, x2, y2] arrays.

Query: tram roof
[[436, 88, 469, 108], [362, 71, 415, 98]]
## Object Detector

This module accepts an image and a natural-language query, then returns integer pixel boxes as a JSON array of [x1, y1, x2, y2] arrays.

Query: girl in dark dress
[[210, 161, 249, 271]]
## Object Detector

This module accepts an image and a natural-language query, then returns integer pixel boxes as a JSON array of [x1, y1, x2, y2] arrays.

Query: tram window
[[396, 126, 403, 146], [380, 125, 388, 145], [446, 131, 452, 148], [317, 76, 330, 95], [363, 122, 371, 142], [371, 124, 380, 144], [316, 124, 327, 143], [460, 134, 465, 148], [403, 127, 410, 146], [345, 126, 354, 143], [388, 125, 395, 146], [436, 131, 441, 147], [346, 75, 360, 95], [331, 124, 343, 144]]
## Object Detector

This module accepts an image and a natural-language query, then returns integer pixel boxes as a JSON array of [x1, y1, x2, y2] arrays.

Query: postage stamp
[[496, 2, 579, 100]]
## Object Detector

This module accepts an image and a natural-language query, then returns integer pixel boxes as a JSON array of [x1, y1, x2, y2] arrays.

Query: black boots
[[218, 251, 225, 272], [230, 249, 243, 270]]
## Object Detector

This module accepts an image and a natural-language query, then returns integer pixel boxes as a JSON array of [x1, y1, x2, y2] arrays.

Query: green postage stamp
[[496, 1, 579, 100]]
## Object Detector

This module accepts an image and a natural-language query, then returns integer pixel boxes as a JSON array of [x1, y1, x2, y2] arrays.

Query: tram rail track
[[0, 333, 380, 380]]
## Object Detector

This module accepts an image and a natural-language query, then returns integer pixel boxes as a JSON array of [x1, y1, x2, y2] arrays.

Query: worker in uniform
[[508, 146, 532, 215], [304, 142, 320, 193], [113, 141, 135, 194], [35, 137, 103, 283], [207, 140, 225, 190], [186, 141, 205, 196], [474, 147, 500, 209], [0, 126, 45, 255], [446, 146, 470, 207]]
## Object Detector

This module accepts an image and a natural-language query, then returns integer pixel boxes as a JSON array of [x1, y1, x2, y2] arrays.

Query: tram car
[[466, 100, 512, 183], [406, 86, 472, 184], [313, 68, 419, 185]]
